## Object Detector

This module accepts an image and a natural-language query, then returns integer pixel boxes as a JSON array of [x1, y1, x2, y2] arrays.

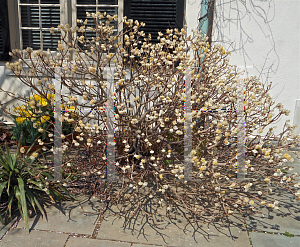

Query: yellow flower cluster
[[62, 105, 79, 117], [30, 93, 55, 107], [14, 106, 36, 124], [16, 117, 26, 125], [13, 93, 56, 126]]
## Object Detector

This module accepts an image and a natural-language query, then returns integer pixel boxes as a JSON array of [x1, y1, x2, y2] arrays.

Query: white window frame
[[16, 0, 123, 51]]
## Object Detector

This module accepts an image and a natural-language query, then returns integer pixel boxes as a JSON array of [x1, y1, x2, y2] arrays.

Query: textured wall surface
[[186, 0, 300, 134]]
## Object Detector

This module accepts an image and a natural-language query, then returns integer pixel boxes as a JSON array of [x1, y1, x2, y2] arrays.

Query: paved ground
[[1, 150, 300, 246]]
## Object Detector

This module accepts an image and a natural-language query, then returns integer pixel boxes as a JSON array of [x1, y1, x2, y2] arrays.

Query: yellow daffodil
[[41, 115, 50, 123], [32, 94, 48, 106], [40, 98, 48, 106], [16, 117, 26, 125], [25, 110, 33, 117], [14, 105, 26, 116], [33, 94, 41, 102]]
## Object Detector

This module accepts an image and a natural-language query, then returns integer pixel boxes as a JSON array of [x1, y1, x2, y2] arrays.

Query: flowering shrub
[[2, 12, 300, 223]]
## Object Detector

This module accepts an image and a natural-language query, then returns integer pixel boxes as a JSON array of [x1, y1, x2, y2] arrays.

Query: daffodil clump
[[11, 97, 52, 146], [3, 11, 300, 223], [14, 93, 54, 124], [10, 91, 80, 146]]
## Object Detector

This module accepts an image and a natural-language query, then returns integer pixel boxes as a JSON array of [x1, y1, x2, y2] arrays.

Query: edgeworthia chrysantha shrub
[[2, 11, 300, 223]]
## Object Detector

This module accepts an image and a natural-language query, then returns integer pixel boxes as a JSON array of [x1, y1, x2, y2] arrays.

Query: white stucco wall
[[186, 0, 300, 135], [0, 62, 31, 123]]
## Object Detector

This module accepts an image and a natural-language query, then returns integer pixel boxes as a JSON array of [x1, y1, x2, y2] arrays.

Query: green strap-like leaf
[[7, 192, 14, 219], [27, 180, 44, 190], [14, 186, 22, 218], [17, 178, 29, 232], [0, 181, 7, 225], [12, 155, 18, 171], [6, 172, 11, 196], [5, 146, 15, 171], [24, 184, 44, 219], [25, 190, 36, 213], [33, 196, 46, 220], [0, 181, 8, 197], [0, 148, 10, 171], [0, 209, 4, 225], [41, 172, 54, 180], [0, 157, 10, 171], [58, 185, 77, 200]]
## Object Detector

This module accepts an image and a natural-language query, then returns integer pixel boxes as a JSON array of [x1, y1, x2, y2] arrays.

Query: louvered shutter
[[124, 0, 184, 42], [0, 0, 11, 61]]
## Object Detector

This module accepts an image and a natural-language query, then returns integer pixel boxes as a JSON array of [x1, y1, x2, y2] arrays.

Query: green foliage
[[0, 135, 76, 232], [11, 100, 52, 146], [11, 117, 47, 146]]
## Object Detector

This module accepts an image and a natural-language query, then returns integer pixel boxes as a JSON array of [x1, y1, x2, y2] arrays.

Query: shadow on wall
[[0, 62, 31, 123], [212, 0, 279, 83]]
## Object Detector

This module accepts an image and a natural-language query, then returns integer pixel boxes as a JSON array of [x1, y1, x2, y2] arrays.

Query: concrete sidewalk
[[0, 150, 300, 247], [0, 192, 299, 247], [0, 195, 253, 247]]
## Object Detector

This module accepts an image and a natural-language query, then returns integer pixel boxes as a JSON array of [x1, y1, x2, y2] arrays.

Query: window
[[0, 0, 11, 60], [15, 0, 184, 51], [18, 0, 61, 50], [17, 0, 121, 51]]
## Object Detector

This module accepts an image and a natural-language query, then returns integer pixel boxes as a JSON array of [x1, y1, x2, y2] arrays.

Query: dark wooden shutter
[[0, 0, 11, 61], [124, 0, 185, 42]]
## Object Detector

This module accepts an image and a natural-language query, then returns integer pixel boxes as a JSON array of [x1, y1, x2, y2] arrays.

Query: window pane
[[77, 31, 96, 50], [22, 29, 41, 50], [77, 0, 117, 3], [77, 0, 96, 4], [20, 0, 60, 3], [43, 31, 60, 50], [77, 6, 96, 23], [20, 0, 38, 3], [126, 0, 178, 43], [98, 6, 118, 29], [21, 6, 39, 27], [98, 0, 117, 4], [77, 6, 117, 28], [41, 7, 60, 28], [98, 6, 117, 16], [77, 31, 117, 52], [41, 0, 59, 3]]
